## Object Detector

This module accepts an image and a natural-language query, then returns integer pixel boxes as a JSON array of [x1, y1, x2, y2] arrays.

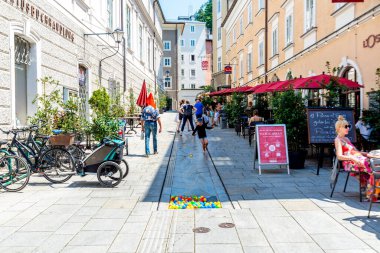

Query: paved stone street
[[0, 112, 379, 253]]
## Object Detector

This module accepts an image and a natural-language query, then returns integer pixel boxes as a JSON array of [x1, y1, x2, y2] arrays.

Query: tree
[[195, 0, 212, 30]]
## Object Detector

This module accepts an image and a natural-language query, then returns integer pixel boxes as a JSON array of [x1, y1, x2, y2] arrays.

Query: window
[[190, 25, 195, 32], [181, 84, 185, 89], [218, 0, 221, 13], [335, 2, 345, 10], [191, 84, 196, 89], [258, 41, 264, 65], [240, 17, 243, 35], [190, 39, 196, 47], [164, 57, 171, 67], [181, 54, 185, 61], [164, 41, 171, 51], [63, 88, 78, 102], [148, 38, 151, 69], [190, 54, 195, 62], [139, 25, 143, 60], [258, 0, 265, 10], [181, 69, 185, 76], [217, 57, 222, 72], [180, 39, 185, 47], [272, 28, 278, 56], [247, 51, 252, 73], [305, 0, 315, 31], [190, 69, 196, 77], [239, 54, 244, 78], [107, 0, 113, 28], [248, 2, 252, 24], [164, 76, 172, 88], [285, 14, 293, 45], [126, 5, 131, 48], [218, 27, 221, 41]]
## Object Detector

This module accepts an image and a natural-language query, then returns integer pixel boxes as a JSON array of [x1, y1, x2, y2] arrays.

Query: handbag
[[174, 114, 179, 123], [140, 131, 145, 140]]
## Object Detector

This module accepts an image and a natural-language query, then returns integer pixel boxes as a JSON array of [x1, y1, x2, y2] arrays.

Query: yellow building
[[217, 0, 380, 111]]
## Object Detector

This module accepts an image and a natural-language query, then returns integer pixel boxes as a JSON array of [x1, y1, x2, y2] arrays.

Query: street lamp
[[84, 28, 124, 85]]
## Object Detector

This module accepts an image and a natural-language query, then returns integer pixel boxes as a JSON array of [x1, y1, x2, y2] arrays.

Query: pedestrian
[[176, 99, 185, 133], [355, 115, 373, 151], [249, 109, 264, 124], [194, 98, 204, 119], [180, 100, 195, 136], [141, 93, 162, 157], [245, 101, 254, 117], [192, 118, 214, 152], [211, 98, 217, 112]]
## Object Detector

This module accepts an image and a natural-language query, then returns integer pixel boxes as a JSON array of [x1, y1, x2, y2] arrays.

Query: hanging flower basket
[[49, 134, 75, 147]]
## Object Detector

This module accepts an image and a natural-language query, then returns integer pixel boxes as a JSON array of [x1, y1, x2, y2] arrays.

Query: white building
[[0, 0, 164, 129], [176, 16, 207, 103]]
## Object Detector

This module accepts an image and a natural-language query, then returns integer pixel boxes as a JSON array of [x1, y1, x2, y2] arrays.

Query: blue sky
[[159, 0, 208, 20]]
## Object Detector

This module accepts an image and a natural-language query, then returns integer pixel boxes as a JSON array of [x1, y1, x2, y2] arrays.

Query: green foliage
[[195, 0, 212, 30], [202, 85, 215, 93], [158, 92, 168, 110], [90, 115, 119, 141], [29, 77, 62, 135], [272, 90, 307, 152], [323, 61, 347, 107], [362, 68, 380, 145], [53, 98, 84, 135], [88, 88, 111, 116], [128, 87, 137, 116], [224, 93, 246, 127]]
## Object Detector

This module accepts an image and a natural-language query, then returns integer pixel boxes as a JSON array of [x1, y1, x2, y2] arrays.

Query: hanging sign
[[201, 61, 208, 70], [255, 124, 289, 175], [224, 65, 232, 74]]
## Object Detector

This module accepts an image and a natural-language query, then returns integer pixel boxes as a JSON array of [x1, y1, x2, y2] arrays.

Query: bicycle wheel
[[67, 145, 85, 161], [39, 148, 75, 183], [97, 161, 122, 187], [0, 155, 30, 192], [120, 159, 129, 179]]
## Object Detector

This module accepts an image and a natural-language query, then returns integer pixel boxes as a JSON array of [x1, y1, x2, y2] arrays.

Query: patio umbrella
[[254, 83, 277, 94], [136, 80, 147, 107]]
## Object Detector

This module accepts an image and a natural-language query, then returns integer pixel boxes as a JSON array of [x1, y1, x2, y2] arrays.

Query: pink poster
[[257, 125, 288, 164]]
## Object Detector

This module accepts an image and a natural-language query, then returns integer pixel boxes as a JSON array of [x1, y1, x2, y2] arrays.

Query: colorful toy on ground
[[169, 195, 222, 209]]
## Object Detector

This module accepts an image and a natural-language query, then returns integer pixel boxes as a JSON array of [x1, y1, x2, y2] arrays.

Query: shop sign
[[2, 0, 75, 42], [201, 61, 208, 70], [332, 0, 364, 2], [363, 34, 380, 48], [224, 65, 232, 74]]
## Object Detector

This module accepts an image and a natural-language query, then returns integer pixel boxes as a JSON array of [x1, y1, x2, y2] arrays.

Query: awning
[[292, 74, 363, 89]]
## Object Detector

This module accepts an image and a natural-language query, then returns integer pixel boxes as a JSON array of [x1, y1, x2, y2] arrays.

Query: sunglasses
[[344, 124, 351, 129]]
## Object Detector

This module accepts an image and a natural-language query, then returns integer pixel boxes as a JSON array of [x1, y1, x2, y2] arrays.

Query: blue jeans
[[144, 121, 157, 154]]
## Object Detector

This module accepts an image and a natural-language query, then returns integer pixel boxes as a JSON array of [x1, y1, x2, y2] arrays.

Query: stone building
[[215, 0, 380, 112], [0, 0, 165, 129]]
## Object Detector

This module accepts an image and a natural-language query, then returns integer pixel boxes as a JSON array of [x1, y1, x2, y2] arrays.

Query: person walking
[[192, 118, 214, 152], [194, 98, 204, 119], [180, 100, 195, 136], [141, 93, 162, 157], [176, 99, 185, 133]]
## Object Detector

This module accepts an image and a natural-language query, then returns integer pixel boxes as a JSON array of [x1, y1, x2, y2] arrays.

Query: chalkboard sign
[[307, 108, 356, 144]]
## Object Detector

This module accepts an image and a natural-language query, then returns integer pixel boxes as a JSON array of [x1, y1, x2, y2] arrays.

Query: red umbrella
[[254, 83, 278, 94], [136, 80, 147, 107], [293, 74, 363, 89]]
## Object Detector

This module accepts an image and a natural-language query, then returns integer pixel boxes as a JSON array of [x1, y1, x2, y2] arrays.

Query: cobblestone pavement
[[0, 112, 379, 253]]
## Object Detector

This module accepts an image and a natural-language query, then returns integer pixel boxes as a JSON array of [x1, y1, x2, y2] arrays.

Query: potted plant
[[272, 89, 308, 169], [225, 93, 246, 131]]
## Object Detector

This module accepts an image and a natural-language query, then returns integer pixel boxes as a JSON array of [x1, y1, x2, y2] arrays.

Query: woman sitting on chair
[[334, 115, 377, 201]]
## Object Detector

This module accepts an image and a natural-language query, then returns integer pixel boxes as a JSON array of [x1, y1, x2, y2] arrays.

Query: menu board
[[256, 125, 289, 165], [307, 108, 356, 144]]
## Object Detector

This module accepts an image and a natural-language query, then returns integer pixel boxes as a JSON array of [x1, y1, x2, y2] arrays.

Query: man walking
[[180, 100, 195, 136], [141, 93, 162, 157], [194, 98, 204, 119]]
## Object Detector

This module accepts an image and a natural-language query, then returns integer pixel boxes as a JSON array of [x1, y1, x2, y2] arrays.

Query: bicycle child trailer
[[80, 138, 127, 187]]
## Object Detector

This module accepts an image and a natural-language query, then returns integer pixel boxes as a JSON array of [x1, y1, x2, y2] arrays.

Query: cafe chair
[[248, 121, 265, 146], [368, 158, 380, 218], [240, 116, 249, 138], [330, 152, 363, 202]]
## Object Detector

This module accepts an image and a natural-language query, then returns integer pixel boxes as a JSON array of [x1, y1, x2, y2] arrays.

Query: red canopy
[[136, 80, 147, 107], [254, 83, 278, 94], [293, 74, 363, 89]]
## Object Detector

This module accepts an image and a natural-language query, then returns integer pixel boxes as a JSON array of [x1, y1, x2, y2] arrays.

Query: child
[[192, 118, 214, 152]]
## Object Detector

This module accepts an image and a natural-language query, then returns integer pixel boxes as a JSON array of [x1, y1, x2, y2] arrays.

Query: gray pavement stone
[[67, 230, 118, 246], [167, 233, 194, 253], [196, 244, 244, 253], [270, 242, 324, 253], [82, 218, 125, 231], [61, 246, 109, 253], [108, 234, 141, 253], [243, 246, 274, 253], [0, 231, 51, 247]]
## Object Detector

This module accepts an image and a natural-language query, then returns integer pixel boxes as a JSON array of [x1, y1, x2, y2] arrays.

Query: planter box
[[49, 134, 75, 147]]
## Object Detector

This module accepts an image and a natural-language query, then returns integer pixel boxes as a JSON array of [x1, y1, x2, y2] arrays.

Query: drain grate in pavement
[[218, 223, 235, 228], [193, 227, 211, 233]]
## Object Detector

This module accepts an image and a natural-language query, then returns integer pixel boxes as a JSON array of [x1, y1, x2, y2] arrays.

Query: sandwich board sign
[[254, 124, 289, 175]]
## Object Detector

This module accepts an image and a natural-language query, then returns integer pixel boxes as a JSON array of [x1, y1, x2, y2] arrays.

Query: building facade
[[177, 17, 207, 103], [0, 0, 164, 129], [220, 0, 380, 111]]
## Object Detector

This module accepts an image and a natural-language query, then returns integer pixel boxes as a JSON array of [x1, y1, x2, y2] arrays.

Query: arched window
[[340, 66, 360, 115]]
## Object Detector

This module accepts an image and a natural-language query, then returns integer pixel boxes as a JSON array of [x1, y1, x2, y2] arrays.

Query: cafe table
[[124, 116, 141, 134]]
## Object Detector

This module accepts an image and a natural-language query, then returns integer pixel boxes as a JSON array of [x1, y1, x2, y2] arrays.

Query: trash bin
[[220, 111, 227, 129]]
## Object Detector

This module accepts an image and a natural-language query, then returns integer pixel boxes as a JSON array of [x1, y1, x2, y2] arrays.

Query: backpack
[[183, 104, 193, 116]]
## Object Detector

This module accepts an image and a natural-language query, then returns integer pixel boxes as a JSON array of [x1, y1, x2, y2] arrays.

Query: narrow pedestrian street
[[0, 112, 378, 253]]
